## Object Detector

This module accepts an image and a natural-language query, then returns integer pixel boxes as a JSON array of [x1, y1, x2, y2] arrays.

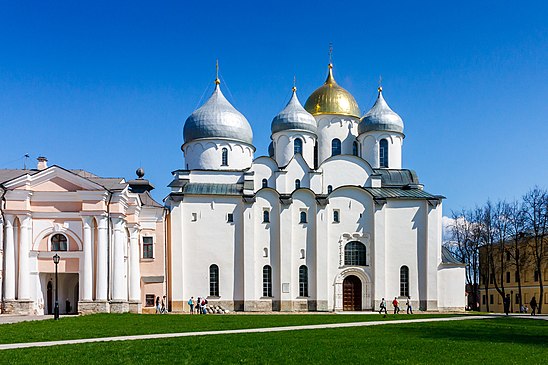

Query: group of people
[[155, 295, 167, 314], [187, 296, 209, 314], [378, 296, 413, 316], [506, 295, 539, 316]]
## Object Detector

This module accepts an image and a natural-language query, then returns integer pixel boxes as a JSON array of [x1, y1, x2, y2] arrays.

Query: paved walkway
[[0, 315, 53, 325], [0, 315, 495, 351]]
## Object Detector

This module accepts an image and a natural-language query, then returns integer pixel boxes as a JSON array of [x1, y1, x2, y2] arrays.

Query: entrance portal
[[343, 275, 362, 311]]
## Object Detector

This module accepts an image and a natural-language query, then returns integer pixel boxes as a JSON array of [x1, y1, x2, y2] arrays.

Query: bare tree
[[448, 209, 481, 310], [523, 187, 548, 313], [507, 200, 529, 311]]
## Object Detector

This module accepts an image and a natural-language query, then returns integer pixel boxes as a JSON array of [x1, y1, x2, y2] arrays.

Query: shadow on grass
[[392, 317, 547, 347]]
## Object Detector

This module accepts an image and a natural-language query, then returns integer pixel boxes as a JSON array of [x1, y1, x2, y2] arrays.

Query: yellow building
[[479, 241, 547, 313]]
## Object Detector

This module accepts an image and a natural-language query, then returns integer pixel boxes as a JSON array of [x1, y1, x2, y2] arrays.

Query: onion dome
[[359, 87, 404, 134], [304, 64, 360, 118], [183, 80, 253, 145], [271, 87, 317, 135]]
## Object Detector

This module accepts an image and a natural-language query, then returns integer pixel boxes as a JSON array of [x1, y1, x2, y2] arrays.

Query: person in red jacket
[[392, 297, 400, 314]]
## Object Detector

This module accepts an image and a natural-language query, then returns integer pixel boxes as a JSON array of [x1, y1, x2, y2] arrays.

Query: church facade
[[1, 63, 465, 314], [166, 64, 465, 312]]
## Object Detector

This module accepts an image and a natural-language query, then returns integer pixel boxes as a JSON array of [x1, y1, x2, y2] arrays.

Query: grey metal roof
[[139, 191, 163, 208], [0, 169, 38, 184], [359, 90, 404, 134], [442, 246, 464, 264], [182, 183, 243, 196], [364, 187, 440, 199], [271, 90, 317, 135], [372, 169, 419, 187], [183, 84, 253, 145]]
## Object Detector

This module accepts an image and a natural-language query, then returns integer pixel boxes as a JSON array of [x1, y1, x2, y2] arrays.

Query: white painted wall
[[315, 115, 360, 165], [183, 140, 254, 170], [272, 132, 316, 168], [358, 132, 404, 169]]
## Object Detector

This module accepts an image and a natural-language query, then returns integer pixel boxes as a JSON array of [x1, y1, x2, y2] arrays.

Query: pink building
[[0, 157, 167, 315]]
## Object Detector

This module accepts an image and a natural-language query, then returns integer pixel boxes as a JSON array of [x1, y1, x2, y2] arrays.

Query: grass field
[[0, 315, 546, 364], [0, 313, 460, 344]]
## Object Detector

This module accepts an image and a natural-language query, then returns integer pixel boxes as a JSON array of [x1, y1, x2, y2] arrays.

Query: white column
[[81, 216, 94, 301], [111, 217, 126, 301], [17, 214, 32, 300], [3, 215, 16, 300], [96, 215, 108, 301], [128, 225, 141, 302]]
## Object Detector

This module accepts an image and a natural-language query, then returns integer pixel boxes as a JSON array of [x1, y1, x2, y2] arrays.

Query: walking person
[[392, 297, 400, 314], [196, 297, 201, 315], [530, 296, 537, 316], [406, 296, 413, 314], [155, 296, 160, 314], [161, 295, 167, 314], [503, 294, 511, 316], [188, 297, 195, 314], [379, 298, 388, 315]]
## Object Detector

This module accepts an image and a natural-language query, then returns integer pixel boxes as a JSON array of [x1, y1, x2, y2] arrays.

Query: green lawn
[[0, 317, 545, 364], [0, 313, 459, 344]]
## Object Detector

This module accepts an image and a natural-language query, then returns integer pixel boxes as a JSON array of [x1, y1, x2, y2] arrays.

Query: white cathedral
[[166, 63, 465, 312], [0, 62, 465, 315]]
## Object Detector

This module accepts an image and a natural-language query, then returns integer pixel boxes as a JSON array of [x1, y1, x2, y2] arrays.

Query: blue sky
[[1, 1, 547, 215]]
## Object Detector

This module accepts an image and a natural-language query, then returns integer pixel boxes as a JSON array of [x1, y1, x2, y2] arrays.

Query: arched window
[[344, 241, 366, 266], [400, 266, 409, 297], [295, 179, 301, 190], [51, 234, 68, 251], [263, 248, 269, 257], [333, 210, 340, 223], [221, 148, 228, 166], [327, 185, 333, 194], [299, 265, 308, 297], [209, 264, 219, 297], [263, 265, 272, 297], [294, 138, 303, 155], [300, 211, 307, 223], [379, 139, 388, 168], [262, 179, 268, 188], [263, 210, 270, 223], [353, 141, 359, 156], [332, 139, 341, 156]]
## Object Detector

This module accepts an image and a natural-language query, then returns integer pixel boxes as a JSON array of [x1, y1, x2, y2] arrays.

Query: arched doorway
[[343, 275, 362, 311]]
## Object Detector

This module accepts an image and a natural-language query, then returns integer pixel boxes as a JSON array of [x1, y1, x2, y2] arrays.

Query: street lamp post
[[53, 254, 60, 320]]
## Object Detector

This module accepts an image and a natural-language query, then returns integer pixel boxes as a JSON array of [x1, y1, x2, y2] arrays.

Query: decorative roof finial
[[328, 42, 333, 67], [378, 75, 383, 93], [292, 75, 297, 93], [215, 59, 220, 85]]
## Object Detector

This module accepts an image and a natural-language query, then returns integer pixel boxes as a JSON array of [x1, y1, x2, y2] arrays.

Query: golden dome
[[304, 64, 360, 118]]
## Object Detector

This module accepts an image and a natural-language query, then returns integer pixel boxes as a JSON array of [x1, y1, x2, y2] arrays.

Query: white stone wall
[[183, 140, 254, 170], [438, 265, 466, 311], [358, 132, 404, 169], [315, 115, 360, 165], [272, 132, 316, 168]]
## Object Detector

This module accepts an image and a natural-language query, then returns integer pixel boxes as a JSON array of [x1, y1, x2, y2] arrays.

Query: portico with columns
[[1, 161, 167, 315]]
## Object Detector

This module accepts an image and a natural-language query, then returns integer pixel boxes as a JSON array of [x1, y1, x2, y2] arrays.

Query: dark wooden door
[[343, 275, 362, 311], [47, 281, 53, 315]]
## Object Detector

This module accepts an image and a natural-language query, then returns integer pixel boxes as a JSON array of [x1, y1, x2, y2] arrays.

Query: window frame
[[299, 265, 308, 297], [221, 147, 229, 166], [294, 138, 303, 155], [299, 210, 307, 224], [263, 209, 270, 223], [400, 265, 410, 297], [50, 233, 68, 252], [142, 236, 154, 259], [263, 265, 273, 297], [209, 264, 220, 297], [331, 138, 341, 156], [379, 139, 389, 168], [333, 209, 340, 223], [344, 241, 366, 266]]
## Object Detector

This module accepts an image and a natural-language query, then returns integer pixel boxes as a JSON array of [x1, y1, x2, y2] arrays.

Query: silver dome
[[271, 89, 317, 135], [359, 89, 404, 134], [183, 84, 253, 145]]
